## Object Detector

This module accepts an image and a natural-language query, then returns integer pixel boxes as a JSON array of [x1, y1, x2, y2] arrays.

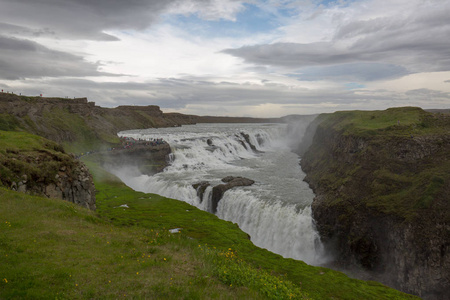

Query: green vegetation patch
[[0, 130, 63, 153], [0, 114, 20, 131], [317, 107, 445, 137], [0, 130, 73, 189], [42, 107, 100, 153], [367, 164, 450, 216]]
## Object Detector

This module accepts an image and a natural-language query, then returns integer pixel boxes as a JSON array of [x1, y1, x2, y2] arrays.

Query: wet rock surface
[[192, 181, 211, 203], [193, 176, 255, 213]]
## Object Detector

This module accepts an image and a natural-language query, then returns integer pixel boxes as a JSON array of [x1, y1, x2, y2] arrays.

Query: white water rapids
[[113, 123, 328, 265]]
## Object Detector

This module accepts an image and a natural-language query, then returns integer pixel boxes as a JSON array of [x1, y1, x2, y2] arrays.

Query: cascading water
[[113, 123, 328, 265]]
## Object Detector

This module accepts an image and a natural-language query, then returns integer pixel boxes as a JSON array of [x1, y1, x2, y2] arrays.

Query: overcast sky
[[1, 0, 449, 117]]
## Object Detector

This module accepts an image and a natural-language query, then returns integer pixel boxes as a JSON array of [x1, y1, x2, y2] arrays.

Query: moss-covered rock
[[0, 130, 95, 210]]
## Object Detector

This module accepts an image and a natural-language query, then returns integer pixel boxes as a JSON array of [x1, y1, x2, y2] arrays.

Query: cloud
[[0, 36, 115, 79], [222, 0, 450, 80], [0, 22, 57, 38], [405, 88, 450, 99], [5, 71, 449, 117], [167, 0, 247, 21], [291, 63, 409, 82], [0, 0, 176, 40], [0, 0, 247, 41]]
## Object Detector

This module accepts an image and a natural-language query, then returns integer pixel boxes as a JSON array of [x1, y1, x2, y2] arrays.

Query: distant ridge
[[0, 93, 291, 151]]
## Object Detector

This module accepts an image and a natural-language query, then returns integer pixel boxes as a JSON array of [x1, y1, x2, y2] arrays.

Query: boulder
[[211, 176, 255, 213], [192, 181, 211, 202]]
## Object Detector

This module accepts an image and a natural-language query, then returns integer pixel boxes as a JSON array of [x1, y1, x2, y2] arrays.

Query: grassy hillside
[[318, 107, 425, 131], [0, 130, 72, 189], [1, 187, 275, 299], [0, 94, 179, 154]]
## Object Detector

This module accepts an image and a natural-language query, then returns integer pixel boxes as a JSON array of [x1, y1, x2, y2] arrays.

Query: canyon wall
[[299, 108, 449, 299]]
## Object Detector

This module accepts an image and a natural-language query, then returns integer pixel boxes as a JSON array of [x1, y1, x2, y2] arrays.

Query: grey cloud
[[405, 88, 450, 99], [0, 0, 176, 40], [0, 22, 56, 38], [291, 63, 409, 82], [0, 0, 242, 41], [0, 36, 115, 79], [223, 2, 450, 79], [35, 77, 380, 108], [335, 3, 450, 40], [223, 42, 354, 67]]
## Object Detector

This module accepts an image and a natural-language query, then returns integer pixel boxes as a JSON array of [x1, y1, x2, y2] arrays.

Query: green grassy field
[[0, 130, 65, 153], [318, 107, 448, 137]]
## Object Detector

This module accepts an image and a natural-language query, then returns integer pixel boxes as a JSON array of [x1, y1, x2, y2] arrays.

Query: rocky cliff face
[[0, 132, 96, 210], [299, 108, 449, 299], [22, 161, 96, 211]]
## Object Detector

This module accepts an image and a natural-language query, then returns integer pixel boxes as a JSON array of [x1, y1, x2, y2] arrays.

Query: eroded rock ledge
[[2, 145, 96, 210], [193, 176, 255, 213]]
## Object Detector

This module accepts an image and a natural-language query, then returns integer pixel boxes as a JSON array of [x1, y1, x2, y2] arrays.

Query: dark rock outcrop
[[50, 163, 96, 210], [240, 132, 258, 151], [299, 108, 450, 299], [192, 176, 255, 213], [211, 177, 255, 213], [192, 181, 211, 203], [1, 137, 96, 210]]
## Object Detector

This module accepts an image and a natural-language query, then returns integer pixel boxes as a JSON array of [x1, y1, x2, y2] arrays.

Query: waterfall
[[217, 190, 324, 264], [113, 123, 328, 265]]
